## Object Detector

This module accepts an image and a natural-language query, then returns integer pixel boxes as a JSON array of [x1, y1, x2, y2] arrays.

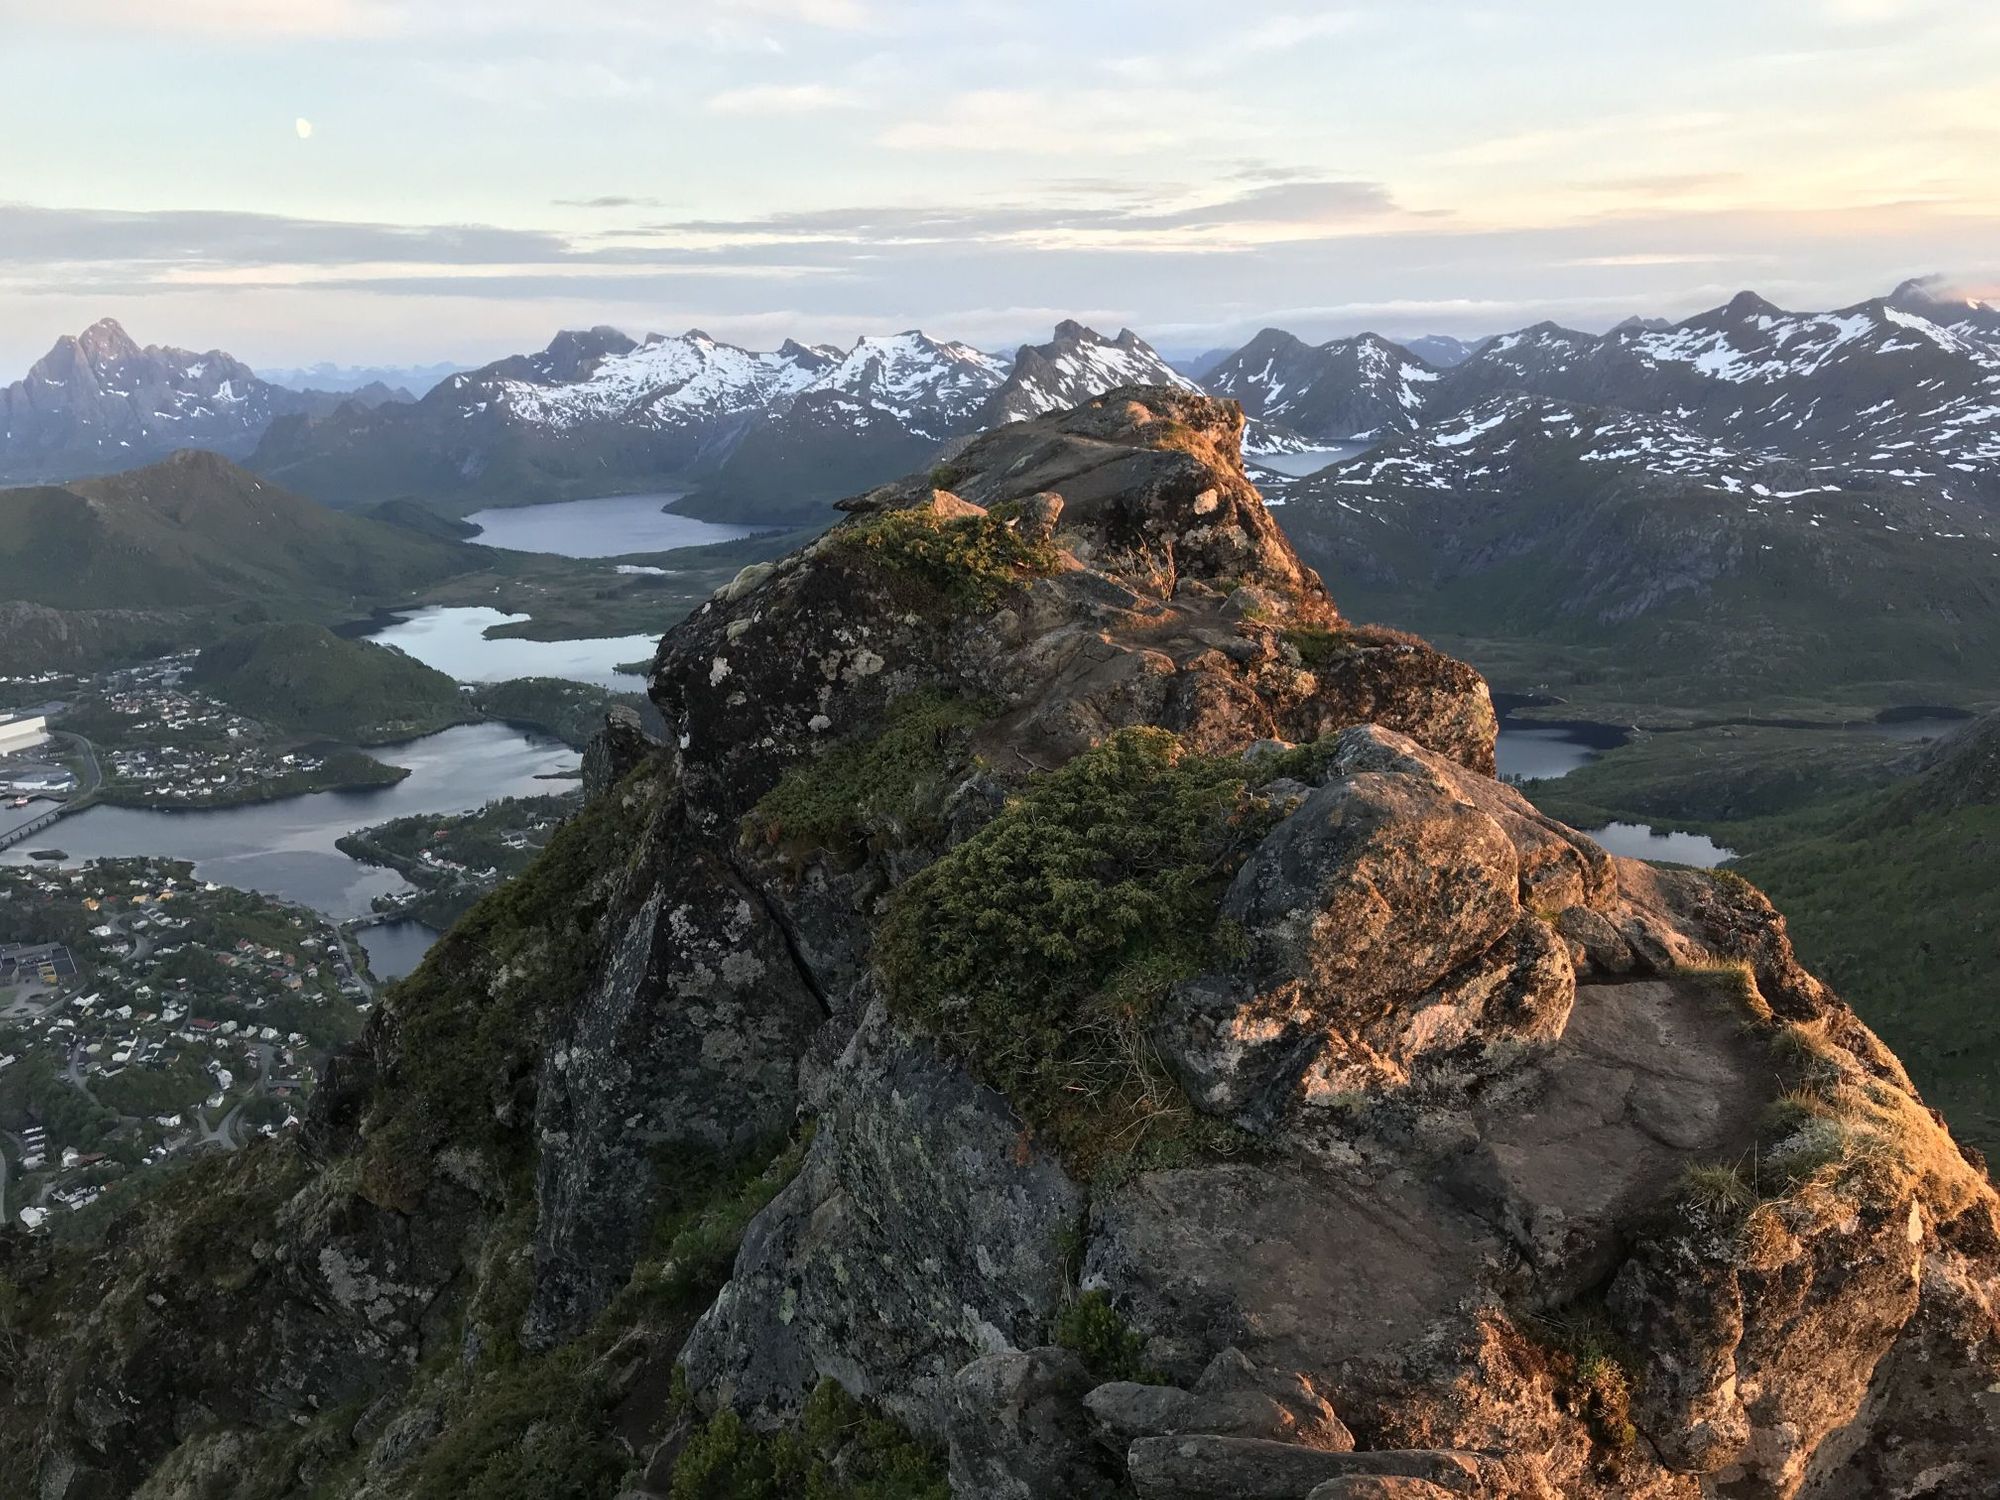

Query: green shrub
[[409, 1343, 625, 1500], [876, 728, 1265, 1173], [1052, 1291, 1161, 1384], [1281, 625, 1353, 669], [671, 1379, 948, 1500], [619, 1131, 811, 1318], [744, 692, 989, 862], [836, 507, 1059, 611]]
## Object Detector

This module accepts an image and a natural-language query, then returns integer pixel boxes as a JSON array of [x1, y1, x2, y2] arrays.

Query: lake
[[1583, 821, 1736, 868], [1250, 445, 1371, 479], [363, 606, 655, 689], [464, 491, 757, 558], [1496, 726, 1605, 781], [0, 723, 578, 921], [357, 919, 445, 984]]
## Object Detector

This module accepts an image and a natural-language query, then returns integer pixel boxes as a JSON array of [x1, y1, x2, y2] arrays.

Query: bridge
[[0, 804, 70, 852]]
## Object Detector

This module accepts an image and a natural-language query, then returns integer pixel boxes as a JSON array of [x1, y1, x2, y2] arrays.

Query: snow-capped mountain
[[1431, 290, 2000, 504], [1272, 390, 2000, 703], [0, 319, 376, 484], [1306, 393, 2000, 536], [790, 331, 1008, 440], [983, 321, 1198, 426], [251, 325, 1016, 522], [1888, 276, 2000, 351], [1203, 329, 1439, 443], [458, 327, 841, 432]]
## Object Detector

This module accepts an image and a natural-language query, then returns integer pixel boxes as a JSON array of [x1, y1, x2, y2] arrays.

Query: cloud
[[553, 196, 668, 210], [706, 83, 862, 115], [0, 203, 577, 271], [645, 177, 1397, 249], [878, 90, 1192, 156]]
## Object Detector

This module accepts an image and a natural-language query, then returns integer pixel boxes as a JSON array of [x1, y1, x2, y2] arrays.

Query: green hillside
[[0, 450, 482, 613], [188, 622, 474, 743]]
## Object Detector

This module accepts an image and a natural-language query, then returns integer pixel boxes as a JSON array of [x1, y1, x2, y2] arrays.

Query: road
[[53, 730, 103, 800], [330, 926, 378, 1001]]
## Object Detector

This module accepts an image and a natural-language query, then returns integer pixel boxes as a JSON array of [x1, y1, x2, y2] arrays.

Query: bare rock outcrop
[[8, 386, 1997, 1500]]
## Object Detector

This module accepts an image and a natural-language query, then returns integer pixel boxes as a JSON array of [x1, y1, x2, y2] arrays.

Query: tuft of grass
[[875, 728, 1268, 1175], [1676, 1161, 1756, 1220], [1051, 1290, 1164, 1385], [1282, 625, 1353, 669], [836, 506, 1060, 612], [1673, 960, 1774, 1027], [1528, 1306, 1639, 1453], [743, 692, 989, 864], [669, 1379, 949, 1500]]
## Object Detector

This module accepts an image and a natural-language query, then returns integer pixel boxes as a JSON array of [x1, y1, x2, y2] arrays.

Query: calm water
[[1853, 715, 1968, 744], [1250, 445, 1371, 479], [0, 724, 578, 920], [364, 606, 653, 689], [464, 492, 755, 558], [1496, 727, 1605, 781], [1584, 821, 1736, 868], [357, 919, 445, 983]]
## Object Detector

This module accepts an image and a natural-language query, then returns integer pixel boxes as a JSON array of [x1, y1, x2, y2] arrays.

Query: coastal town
[[50, 654, 406, 808], [0, 856, 371, 1234]]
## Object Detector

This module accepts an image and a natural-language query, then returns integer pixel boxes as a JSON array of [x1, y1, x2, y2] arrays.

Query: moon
[[295, 118, 314, 140]]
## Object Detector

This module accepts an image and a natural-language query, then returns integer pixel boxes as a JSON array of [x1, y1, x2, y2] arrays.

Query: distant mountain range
[[256, 360, 462, 398], [6, 280, 1996, 534], [0, 319, 408, 484], [1271, 387, 2000, 711]]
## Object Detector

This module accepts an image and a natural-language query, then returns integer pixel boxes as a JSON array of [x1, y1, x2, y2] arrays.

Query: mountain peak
[[1721, 290, 1783, 321], [76, 317, 142, 364]]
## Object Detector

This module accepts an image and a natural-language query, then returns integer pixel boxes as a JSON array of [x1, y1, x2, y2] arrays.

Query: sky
[[1, 0, 1997, 372]]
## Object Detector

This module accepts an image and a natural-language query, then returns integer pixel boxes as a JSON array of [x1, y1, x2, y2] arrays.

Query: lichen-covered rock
[[581, 702, 658, 799], [525, 836, 828, 1342], [946, 1347, 1115, 1499], [677, 1000, 1085, 1432]]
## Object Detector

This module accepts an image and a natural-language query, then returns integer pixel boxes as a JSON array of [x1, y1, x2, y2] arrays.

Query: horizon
[[12, 271, 1988, 385], [4, 0, 1998, 372]]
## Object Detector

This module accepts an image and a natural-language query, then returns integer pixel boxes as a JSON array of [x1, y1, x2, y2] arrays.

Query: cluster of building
[[79, 658, 344, 806], [0, 858, 371, 1231]]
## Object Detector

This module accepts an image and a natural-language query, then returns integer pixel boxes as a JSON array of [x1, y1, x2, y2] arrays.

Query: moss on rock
[[834, 505, 1060, 612], [876, 728, 1268, 1174], [743, 691, 989, 864]]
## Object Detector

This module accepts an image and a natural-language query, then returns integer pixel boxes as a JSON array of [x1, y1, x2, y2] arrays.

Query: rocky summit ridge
[[3, 388, 1997, 1500]]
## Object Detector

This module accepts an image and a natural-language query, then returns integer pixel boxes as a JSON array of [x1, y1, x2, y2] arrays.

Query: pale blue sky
[[1, 0, 1995, 370]]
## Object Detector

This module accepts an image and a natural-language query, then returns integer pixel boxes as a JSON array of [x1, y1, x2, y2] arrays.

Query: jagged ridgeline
[[4, 389, 1996, 1500]]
